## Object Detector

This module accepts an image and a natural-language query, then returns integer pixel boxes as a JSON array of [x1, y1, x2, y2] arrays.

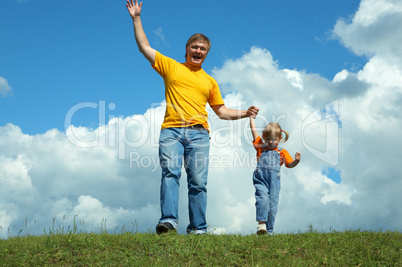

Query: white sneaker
[[257, 224, 268, 235]]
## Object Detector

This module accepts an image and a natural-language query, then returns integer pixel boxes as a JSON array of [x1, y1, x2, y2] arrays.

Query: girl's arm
[[287, 152, 301, 168], [249, 116, 259, 141]]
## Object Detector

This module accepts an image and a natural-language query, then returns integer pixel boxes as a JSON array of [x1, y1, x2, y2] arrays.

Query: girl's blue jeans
[[253, 150, 281, 233]]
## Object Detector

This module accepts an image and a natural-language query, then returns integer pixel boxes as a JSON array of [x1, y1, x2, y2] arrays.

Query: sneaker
[[186, 229, 207, 235], [156, 222, 174, 235], [257, 224, 268, 236]]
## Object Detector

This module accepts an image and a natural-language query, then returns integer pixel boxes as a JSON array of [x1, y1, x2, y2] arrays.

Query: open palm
[[126, 0, 142, 19]]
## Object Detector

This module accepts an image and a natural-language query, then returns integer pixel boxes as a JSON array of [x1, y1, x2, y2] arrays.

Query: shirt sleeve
[[252, 136, 263, 151], [208, 78, 225, 106], [152, 51, 175, 78]]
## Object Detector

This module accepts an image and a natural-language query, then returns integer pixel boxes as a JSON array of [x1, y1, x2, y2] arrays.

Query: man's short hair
[[186, 33, 211, 51]]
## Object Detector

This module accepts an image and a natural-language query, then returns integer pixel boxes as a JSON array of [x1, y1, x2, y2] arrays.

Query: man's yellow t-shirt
[[152, 51, 224, 130]]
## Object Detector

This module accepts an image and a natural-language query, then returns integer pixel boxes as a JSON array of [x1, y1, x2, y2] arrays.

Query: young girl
[[250, 116, 301, 235]]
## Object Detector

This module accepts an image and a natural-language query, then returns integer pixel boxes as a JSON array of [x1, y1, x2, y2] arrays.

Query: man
[[126, 0, 259, 234]]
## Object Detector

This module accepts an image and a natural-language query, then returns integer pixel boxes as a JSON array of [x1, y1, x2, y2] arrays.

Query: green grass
[[1, 229, 401, 266]]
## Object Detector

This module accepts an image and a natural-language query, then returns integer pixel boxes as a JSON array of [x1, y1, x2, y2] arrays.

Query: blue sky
[[1, 0, 402, 237], [0, 0, 364, 134]]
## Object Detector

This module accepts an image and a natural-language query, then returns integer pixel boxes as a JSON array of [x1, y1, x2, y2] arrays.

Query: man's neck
[[184, 61, 202, 70]]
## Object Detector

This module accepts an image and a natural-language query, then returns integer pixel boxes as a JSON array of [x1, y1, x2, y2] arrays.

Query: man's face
[[186, 41, 209, 67]]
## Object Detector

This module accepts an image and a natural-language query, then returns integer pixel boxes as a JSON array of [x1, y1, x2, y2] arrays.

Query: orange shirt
[[152, 51, 225, 130], [253, 136, 294, 167]]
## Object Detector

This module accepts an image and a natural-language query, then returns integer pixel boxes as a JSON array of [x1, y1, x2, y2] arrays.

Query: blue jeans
[[158, 127, 210, 233], [253, 149, 281, 233]]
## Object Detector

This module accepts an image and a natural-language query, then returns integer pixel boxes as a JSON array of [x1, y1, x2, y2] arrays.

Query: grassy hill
[[1, 230, 401, 266]]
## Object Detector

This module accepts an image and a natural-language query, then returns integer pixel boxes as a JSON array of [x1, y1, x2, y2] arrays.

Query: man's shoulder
[[153, 51, 181, 74], [204, 70, 217, 82], [156, 51, 178, 64]]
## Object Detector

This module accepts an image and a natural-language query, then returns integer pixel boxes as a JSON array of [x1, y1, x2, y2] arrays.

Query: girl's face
[[263, 134, 280, 149]]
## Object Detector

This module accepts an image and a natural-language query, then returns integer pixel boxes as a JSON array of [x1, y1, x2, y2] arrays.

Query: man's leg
[[158, 128, 184, 232], [184, 128, 210, 233]]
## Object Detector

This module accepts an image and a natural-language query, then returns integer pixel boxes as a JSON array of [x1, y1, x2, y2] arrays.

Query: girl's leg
[[266, 169, 281, 233], [253, 168, 270, 223]]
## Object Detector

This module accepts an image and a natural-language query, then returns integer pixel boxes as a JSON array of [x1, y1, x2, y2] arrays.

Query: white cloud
[[333, 0, 402, 62], [1, 0, 402, 237], [0, 77, 13, 97], [283, 69, 304, 91], [0, 120, 162, 238], [153, 27, 170, 49]]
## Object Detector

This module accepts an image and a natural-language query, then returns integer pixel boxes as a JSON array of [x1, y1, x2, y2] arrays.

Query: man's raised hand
[[126, 0, 142, 19]]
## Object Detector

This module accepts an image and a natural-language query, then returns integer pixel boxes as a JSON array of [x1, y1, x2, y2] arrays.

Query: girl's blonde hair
[[262, 122, 289, 143]]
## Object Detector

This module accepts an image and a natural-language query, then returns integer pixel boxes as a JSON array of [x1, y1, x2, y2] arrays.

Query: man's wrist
[[243, 110, 249, 118]]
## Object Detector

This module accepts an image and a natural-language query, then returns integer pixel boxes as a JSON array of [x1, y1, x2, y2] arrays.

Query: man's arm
[[126, 0, 156, 65], [211, 104, 259, 120]]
